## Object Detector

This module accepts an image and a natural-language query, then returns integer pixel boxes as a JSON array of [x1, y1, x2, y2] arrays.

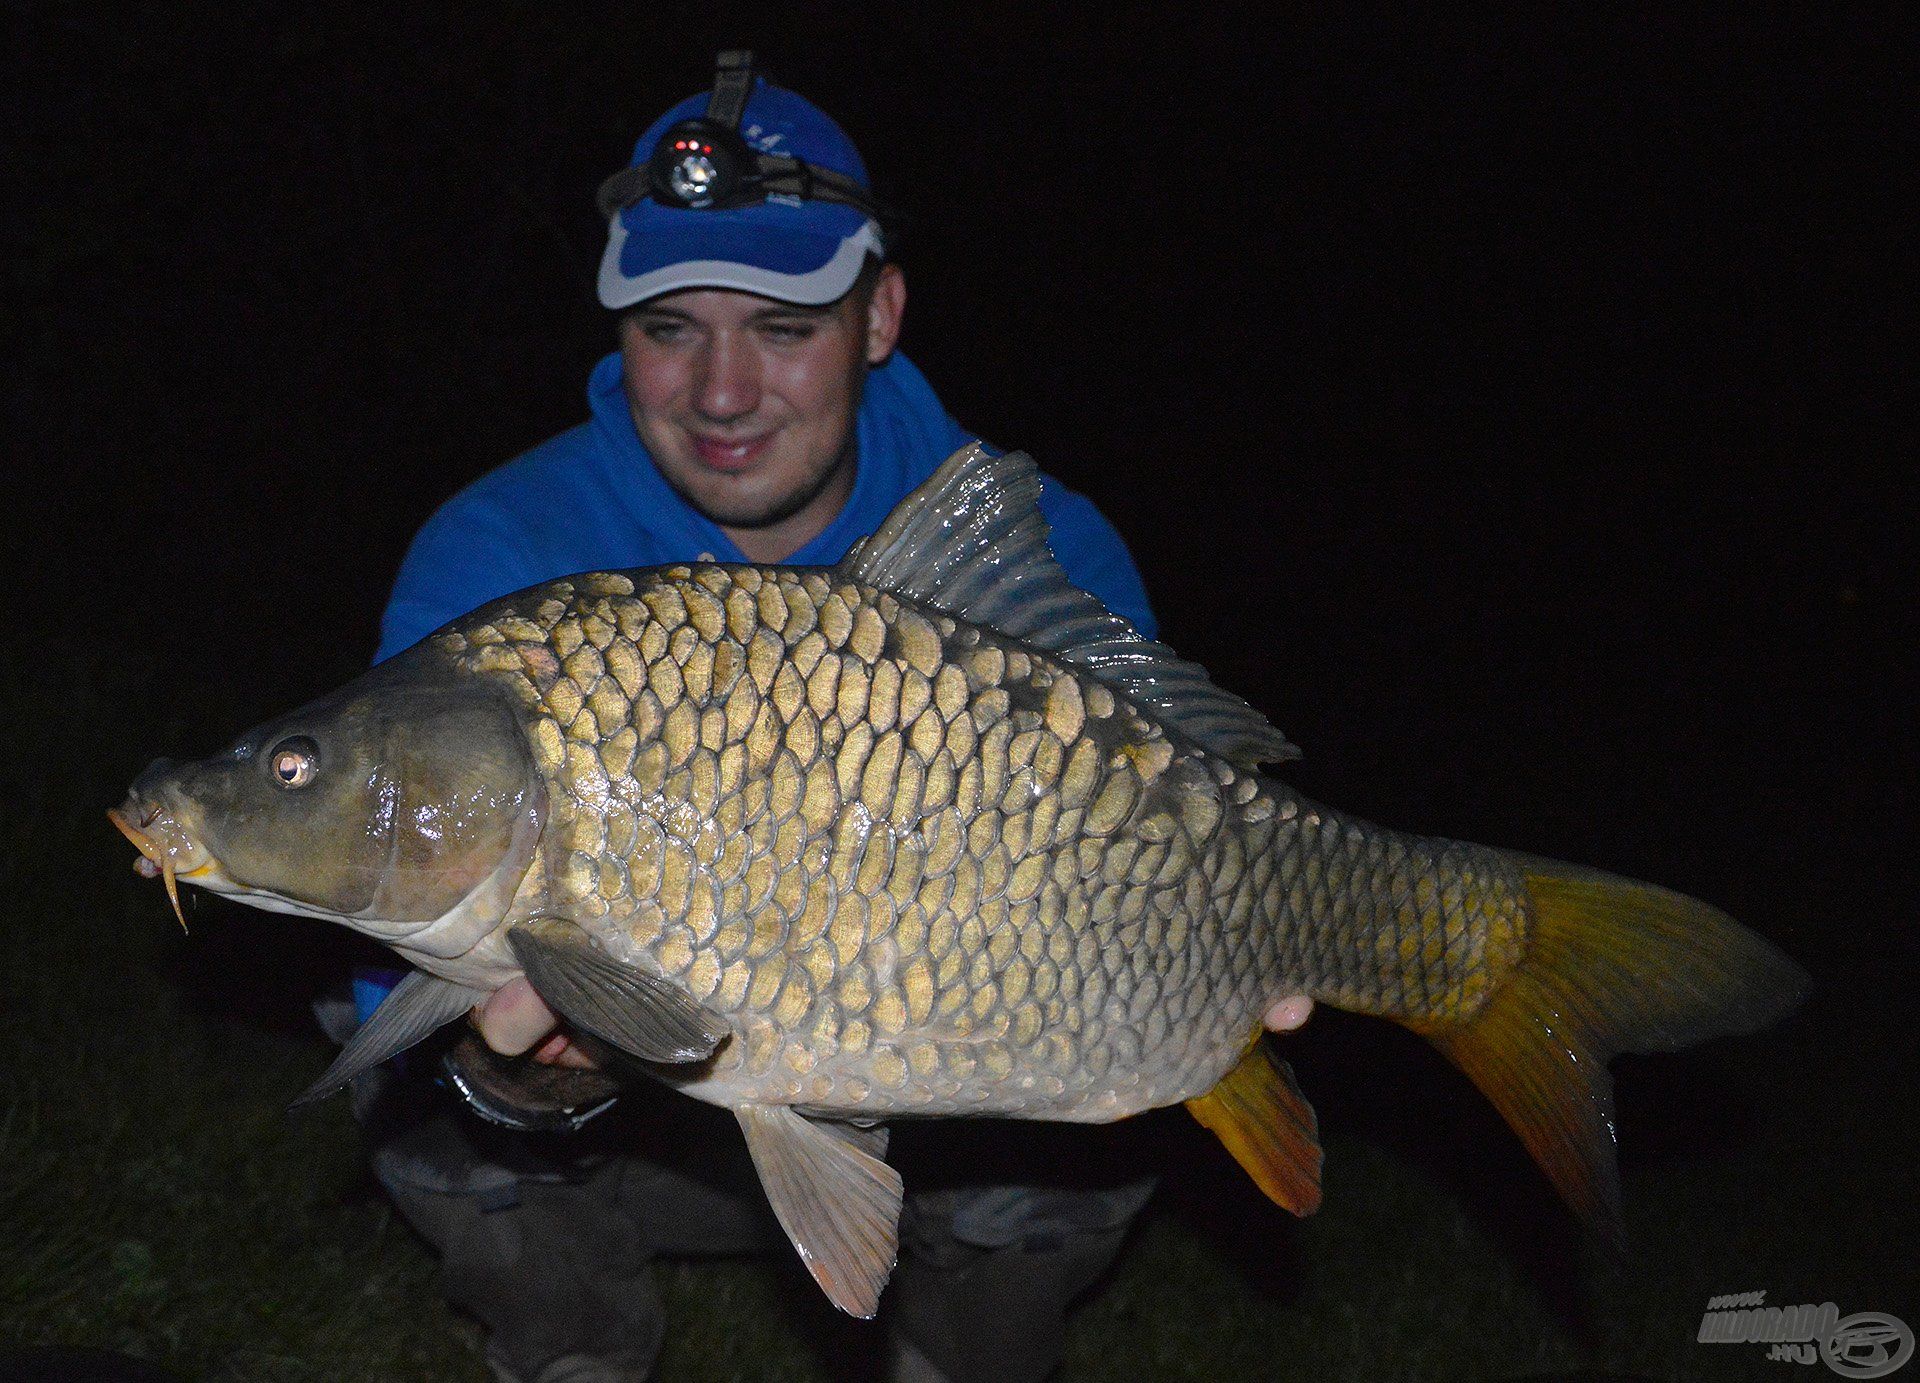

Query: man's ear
[[865, 263, 906, 365]]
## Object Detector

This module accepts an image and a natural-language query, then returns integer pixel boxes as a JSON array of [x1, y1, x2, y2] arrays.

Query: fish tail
[[1402, 852, 1808, 1246]]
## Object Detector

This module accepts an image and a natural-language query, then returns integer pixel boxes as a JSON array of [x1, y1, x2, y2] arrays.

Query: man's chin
[[678, 480, 802, 531], [651, 455, 769, 521], [658, 449, 852, 535]]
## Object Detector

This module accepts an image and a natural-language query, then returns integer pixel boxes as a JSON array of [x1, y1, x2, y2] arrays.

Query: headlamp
[[648, 118, 754, 210], [596, 51, 893, 238]]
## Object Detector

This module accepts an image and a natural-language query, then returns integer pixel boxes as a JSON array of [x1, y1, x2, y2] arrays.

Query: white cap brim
[[597, 218, 884, 309]]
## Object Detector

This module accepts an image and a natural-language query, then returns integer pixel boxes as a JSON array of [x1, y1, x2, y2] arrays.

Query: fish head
[[110, 657, 545, 954]]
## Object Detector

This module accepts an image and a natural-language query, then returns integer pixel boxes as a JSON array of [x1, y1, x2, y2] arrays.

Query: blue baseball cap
[[597, 77, 885, 309]]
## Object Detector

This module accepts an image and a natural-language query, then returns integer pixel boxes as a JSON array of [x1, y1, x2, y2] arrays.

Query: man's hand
[[473, 978, 600, 1069]]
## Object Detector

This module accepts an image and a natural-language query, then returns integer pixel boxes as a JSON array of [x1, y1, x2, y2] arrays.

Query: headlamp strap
[[706, 50, 755, 129], [595, 49, 896, 239]]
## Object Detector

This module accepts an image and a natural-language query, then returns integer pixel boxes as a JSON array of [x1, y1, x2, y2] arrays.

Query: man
[[361, 57, 1311, 1383]]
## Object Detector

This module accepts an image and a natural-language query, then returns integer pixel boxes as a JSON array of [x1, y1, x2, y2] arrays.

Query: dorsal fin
[[838, 444, 1298, 767]]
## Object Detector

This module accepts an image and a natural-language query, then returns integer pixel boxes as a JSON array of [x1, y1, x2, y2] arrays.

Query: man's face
[[618, 266, 905, 557]]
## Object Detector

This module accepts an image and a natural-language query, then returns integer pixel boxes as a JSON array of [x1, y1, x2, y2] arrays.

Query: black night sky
[[3, 5, 1913, 1378]]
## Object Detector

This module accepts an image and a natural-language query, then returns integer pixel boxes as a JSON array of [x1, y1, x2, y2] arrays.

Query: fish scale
[[437, 564, 1512, 1122]]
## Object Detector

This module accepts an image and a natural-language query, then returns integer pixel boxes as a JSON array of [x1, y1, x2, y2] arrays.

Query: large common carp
[[111, 445, 1806, 1315]]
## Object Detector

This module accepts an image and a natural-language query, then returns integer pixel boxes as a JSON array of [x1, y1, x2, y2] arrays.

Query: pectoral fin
[[737, 1104, 903, 1318], [1186, 1034, 1323, 1214], [507, 916, 729, 1063], [290, 969, 486, 1109]]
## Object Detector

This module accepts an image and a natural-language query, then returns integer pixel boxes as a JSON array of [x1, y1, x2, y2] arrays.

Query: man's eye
[[762, 321, 817, 342], [641, 321, 687, 343]]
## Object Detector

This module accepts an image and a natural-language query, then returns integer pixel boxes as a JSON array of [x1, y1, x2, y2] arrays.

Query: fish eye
[[268, 736, 319, 789]]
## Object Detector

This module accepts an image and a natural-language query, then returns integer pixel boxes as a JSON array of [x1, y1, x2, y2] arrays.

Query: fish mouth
[[108, 799, 220, 933]]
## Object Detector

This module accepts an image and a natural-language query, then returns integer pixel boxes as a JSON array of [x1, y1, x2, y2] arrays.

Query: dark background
[[10, 2, 1910, 993], [3, 2, 1913, 1374]]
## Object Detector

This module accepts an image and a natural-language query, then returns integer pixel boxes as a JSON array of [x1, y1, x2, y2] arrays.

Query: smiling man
[[377, 75, 1149, 668], [617, 271, 895, 557], [363, 57, 1307, 1383]]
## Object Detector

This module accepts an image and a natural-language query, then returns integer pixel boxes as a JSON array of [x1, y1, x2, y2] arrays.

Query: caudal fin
[[1410, 855, 1808, 1247]]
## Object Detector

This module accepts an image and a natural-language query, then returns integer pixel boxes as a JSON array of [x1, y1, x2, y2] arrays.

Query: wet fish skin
[[113, 444, 1807, 1314], [435, 563, 1523, 1124]]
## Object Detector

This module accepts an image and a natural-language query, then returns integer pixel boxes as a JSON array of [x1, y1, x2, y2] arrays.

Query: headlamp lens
[[668, 153, 720, 206], [650, 120, 748, 209]]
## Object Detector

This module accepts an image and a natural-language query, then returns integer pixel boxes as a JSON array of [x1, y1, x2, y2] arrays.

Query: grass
[[1, 635, 1907, 1381]]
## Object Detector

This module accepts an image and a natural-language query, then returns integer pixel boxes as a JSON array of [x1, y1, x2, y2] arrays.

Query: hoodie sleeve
[[375, 492, 540, 663], [1035, 478, 1160, 640]]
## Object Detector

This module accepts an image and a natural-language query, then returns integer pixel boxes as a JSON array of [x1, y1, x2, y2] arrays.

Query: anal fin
[[291, 969, 485, 1109], [507, 916, 729, 1064], [1186, 1034, 1323, 1215], [738, 1104, 903, 1318]]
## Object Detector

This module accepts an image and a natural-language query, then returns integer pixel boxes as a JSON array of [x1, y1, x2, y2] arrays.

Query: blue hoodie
[[376, 351, 1155, 662]]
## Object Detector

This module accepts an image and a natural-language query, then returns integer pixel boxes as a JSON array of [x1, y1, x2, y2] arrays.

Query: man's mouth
[[689, 432, 772, 473]]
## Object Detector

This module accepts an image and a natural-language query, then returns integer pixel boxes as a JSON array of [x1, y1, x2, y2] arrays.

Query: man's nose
[[693, 333, 761, 422]]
